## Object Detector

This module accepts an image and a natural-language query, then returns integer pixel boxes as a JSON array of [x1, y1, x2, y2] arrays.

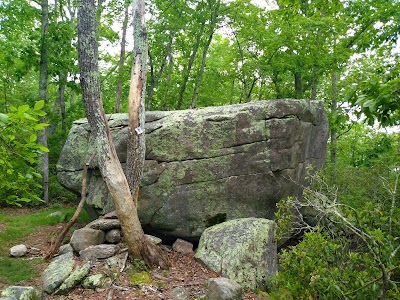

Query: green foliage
[[0, 101, 49, 206], [271, 168, 400, 299]]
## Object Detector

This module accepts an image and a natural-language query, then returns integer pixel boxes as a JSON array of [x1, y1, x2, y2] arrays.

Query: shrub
[[271, 170, 400, 300], [0, 101, 48, 205]]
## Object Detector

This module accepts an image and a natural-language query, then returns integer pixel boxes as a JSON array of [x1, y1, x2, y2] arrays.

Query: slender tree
[[77, 0, 167, 267], [114, 2, 130, 113], [38, 0, 49, 203]]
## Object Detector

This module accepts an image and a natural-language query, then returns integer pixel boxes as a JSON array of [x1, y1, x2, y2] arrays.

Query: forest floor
[[0, 207, 267, 300]]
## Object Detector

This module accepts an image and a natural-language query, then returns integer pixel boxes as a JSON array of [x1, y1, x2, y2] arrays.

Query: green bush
[[0, 101, 48, 205], [271, 170, 400, 300]]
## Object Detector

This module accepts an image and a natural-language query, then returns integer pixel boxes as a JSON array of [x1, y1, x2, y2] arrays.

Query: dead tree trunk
[[77, 0, 167, 268], [77, 0, 143, 258]]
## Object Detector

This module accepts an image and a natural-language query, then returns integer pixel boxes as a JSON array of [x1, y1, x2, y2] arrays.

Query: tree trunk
[[294, 72, 303, 99], [272, 70, 282, 98], [330, 71, 338, 165], [190, 0, 220, 109], [114, 3, 129, 113], [58, 70, 67, 134], [160, 47, 174, 110], [176, 22, 205, 110], [77, 0, 167, 268], [147, 31, 175, 111], [38, 0, 49, 203], [77, 0, 142, 260], [311, 65, 318, 100]]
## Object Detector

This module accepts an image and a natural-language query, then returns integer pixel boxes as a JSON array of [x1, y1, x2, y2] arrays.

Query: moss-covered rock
[[81, 274, 111, 289], [54, 262, 91, 295], [0, 286, 42, 300], [42, 252, 75, 294], [57, 100, 328, 241], [195, 218, 277, 291]]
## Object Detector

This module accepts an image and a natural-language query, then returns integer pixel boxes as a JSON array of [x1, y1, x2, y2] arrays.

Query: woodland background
[[0, 0, 400, 298]]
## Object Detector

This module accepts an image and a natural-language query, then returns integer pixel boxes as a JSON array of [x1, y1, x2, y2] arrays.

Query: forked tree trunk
[[77, 0, 144, 259], [77, 0, 167, 268]]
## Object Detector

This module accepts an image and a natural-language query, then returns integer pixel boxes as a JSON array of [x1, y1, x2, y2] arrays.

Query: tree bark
[[176, 22, 205, 110], [330, 71, 338, 165], [38, 0, 49, 203], [294, 71, 303, 99], [311, 65, 318, 100], [114, 3, 129, 113], [77, 0, 145, 261], [147, 31, 175, 111], [58, 70, 67, 134], [190, 0, 220, 108]]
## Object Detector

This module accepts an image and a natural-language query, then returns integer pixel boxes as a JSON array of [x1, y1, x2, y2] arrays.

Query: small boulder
[[102, 211, 118, 219], [195, 218, 277, 291], [70, 228, 105, 253], [42, 252, 75, 294], [79, 244, 119, 261], [145, 234, 162, 245], [9, 244, 28, 257], [82, 274, 111, 289], [59, 244, 74, 255], [86, 219, 120, 231], [54, 262, 91, 295], [0, 286, 42, 300], [172, 239, 193, 254], [170, 286, 190, 300], [105, 229, 121, 243], [207, 277, 242, 300]]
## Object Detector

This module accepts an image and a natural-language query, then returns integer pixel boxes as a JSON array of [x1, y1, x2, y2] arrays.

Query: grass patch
[[0, 257, 41, 283], [0, 205, 90, 284]]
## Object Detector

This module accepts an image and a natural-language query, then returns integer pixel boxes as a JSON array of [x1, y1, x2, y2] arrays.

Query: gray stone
[[170, 286, 190, 300], [79, 244, 119, 260], [57, 100, 328, 241], [0, 286, 42, 300], [86, 219, 121, 231], [81, 274, 111, 289], [70, 228, 105, 253], [59, 244, 73, 255], [207, 277, 242, 300], [145, 234, 162, 245], [172, 239, 193, 254], [102, 211, 118, 219], [9, 244, 28, 257], [195, 218, 277, 291], [105, 229, 121, 243], [42, 252, 75, 294], [55, 262, 91, 295]]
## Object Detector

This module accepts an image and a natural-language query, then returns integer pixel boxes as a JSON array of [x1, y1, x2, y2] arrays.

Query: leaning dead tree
[[77, 0, 167, 268]]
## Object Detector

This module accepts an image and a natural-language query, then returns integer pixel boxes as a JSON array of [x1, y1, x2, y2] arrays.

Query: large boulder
[[195, 218, 277, 291], [57, 100, 328, 241]]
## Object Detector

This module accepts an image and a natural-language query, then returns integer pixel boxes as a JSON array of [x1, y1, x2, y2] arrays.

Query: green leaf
[[24, 113, 38, 121], [34, 123, 48, 131], [35, 110, 46, 117], [18, 105, 30, 114], [34, 100, 45, 111], [0, 113, 9, 123], [29, 134, 37, 142], [37, 145, 49, 152]]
